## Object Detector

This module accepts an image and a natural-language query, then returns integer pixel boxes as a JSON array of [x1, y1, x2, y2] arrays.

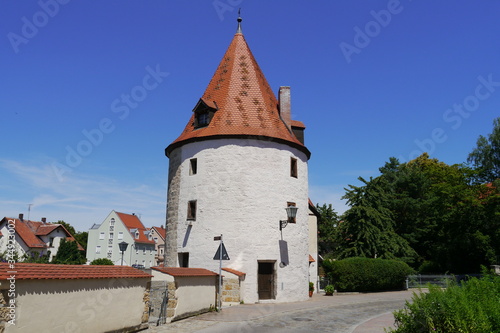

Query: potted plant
[[309, 282, 314, 297], [324, 284, 335, 296]]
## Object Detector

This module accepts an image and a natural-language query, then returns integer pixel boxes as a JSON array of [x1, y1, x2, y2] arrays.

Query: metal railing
[[406, 274, 482, 289]]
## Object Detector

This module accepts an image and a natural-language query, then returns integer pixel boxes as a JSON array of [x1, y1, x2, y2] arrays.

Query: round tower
[[165, 17, 311, 303]]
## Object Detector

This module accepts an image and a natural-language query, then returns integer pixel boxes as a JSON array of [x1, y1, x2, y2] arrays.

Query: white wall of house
[[150, 227, 166, 266], [86, 211, 155, 267], [166, 138, 309, 303], [308, 208, 319, 292], [0, 223, 33, 259], [1, 277, 149, 333], [37, 228, 68, 261]]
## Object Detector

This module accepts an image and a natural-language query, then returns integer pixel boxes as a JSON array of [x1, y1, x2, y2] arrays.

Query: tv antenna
[[27, 203, 33, 221]]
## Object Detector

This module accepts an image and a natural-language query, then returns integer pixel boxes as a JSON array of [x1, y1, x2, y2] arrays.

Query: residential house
[[86, 211, 156, 267], [150, 226, 166, 266], [0, 214, 83, 262]]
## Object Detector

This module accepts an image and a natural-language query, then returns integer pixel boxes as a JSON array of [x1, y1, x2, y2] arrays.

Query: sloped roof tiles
[[0, 262, 151, 280], [166, 30, 310, 158]]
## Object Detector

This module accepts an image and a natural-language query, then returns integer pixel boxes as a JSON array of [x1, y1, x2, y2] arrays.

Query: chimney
[[279, 86, 292, 130], [41, 217, 46, 223], [19, 213, 24, 221]]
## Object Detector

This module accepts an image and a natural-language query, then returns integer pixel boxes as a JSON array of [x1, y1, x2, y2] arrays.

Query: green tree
[[57, 220, 87, 252], [52, 239, 85, 265], [467, 117, 500, 183], [57, 220, 76, 235], [338, 176, 416, 263], [90, 258, 114, 265], [337, 153, 499, 273], [74, 231, 88, 251], [316, 203, 339, 258]]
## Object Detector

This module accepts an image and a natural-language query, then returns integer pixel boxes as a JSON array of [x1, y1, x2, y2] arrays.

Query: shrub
[[323, 257, 414, 292], [389, 274, 500, 332], [90, 258, 114, 265], [324, 284, 335, 295], [309, 282, 314, 292]]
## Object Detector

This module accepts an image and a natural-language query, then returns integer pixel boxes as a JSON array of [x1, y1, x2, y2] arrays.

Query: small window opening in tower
[[290, 157, 298, 178], [187, 200, 197, 220], [189, 158, 198, 175]]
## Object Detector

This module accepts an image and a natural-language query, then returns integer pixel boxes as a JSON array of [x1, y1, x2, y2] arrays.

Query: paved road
[[145, 290, 418, 333]]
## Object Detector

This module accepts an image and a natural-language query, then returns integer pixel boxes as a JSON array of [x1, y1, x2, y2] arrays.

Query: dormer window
[[193, 98, 217, 129], [197, 112, 210, 127], [131, 228, 139, 239]]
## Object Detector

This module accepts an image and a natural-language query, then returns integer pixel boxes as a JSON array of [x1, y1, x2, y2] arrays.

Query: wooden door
[[258, 262, 275, 299]]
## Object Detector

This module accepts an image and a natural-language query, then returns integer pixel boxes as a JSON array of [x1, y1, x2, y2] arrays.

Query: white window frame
[[96, 246, 101, 254], [118, 232, 123, 240], [99, 232, 105, 240]]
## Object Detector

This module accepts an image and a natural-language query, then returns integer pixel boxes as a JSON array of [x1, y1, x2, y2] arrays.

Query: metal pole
[[218, 234, 223, 312], [121, 251, 124, 266]]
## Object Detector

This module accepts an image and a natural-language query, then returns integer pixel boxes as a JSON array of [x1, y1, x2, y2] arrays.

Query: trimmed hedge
[[323, 257, 414, 292]]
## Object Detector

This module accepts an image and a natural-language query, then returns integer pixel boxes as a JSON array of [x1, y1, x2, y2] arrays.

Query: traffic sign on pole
[[213, 243, 230, 260]]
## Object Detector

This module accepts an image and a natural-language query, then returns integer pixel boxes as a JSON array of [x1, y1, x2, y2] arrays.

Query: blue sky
[[1, 1, 499, 232]]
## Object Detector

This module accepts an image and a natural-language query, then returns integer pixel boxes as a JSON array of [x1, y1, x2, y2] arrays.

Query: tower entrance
[[258, 261, 275, 300]]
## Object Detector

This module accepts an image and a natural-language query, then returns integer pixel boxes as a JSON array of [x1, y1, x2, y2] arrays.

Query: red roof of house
[[152, 267, 218, 277], [33, 223, 59, 236], [0, 263, 151, 280], [222, 267, 246, 277], [151, 226, 166, 241], [6, 218, 85, 251], [116, 212, 155, 245], [3, 218, 47, 248], [166, 24, 310, 158]]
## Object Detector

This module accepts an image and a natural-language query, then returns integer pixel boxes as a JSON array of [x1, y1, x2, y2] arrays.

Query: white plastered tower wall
[[165, 138, 309, 303], [164, 16, 312, 304]]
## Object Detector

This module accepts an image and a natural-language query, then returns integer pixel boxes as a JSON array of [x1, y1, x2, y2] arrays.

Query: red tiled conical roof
[[166, 27, 310, 158]]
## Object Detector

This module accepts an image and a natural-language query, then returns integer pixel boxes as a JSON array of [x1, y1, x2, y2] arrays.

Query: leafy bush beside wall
[[390, 273, 500, 332], [323, 257, 414, 292]]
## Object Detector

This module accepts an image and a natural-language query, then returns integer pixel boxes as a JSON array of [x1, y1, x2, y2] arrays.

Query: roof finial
[[236, 8, 242, 34]]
